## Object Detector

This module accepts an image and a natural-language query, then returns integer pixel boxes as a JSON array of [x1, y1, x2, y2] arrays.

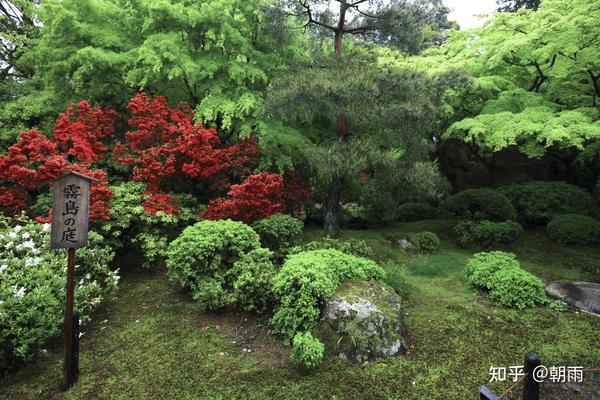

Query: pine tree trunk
[[324, 176, 342, 237]]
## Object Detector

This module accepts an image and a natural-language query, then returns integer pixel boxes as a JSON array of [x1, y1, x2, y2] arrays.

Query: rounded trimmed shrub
[[291, 332, 325, 373], [488, 268, 546, 309], [465, 251, 545, 309], [454, 220, 523, 247], [165, 220, 261, 310], [546, 214, 600, 245], [441, 188, 516, 222], [465, 251, 520, 290], [290, 237, 374, 259], [499, 181, 595, 226], [228, 248, 276, 313], [251, 214, 303, 261], [396, 203, 437, 222], [410, 231, 440, 252], [271, 249, 385, 341]]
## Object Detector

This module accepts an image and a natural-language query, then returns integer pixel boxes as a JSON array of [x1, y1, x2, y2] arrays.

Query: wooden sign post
[[50, 171, 95, 389]]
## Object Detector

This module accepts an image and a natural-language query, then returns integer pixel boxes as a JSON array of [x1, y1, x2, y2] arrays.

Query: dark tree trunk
[[324, 176, 343, 237], [322, 1, 349, 237]]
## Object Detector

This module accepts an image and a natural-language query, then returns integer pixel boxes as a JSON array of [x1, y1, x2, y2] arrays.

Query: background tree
[[268, 0, 453, 236]]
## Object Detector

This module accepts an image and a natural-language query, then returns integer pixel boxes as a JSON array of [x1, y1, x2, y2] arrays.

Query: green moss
[[1, 221, 599, 399]]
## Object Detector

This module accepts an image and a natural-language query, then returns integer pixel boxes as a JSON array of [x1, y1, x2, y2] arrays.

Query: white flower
[[8, 231, 17, 239], [25, 257, 35, 266], [42, 223, 51, 232], [85, 273, 91, 280], [22, 240, 35, 250], [21, 232, 31, 240], [0, 264, 7, 274], [4, 242, 13, 249], [14, 225, 22, 233], [12, 285, 26, 298]]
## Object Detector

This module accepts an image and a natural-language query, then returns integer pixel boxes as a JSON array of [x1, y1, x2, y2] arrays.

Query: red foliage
[[280, 170, 311, 217], [142, 191, 180, 216], [0, 130, 112, 222], [53, 100, 119, 164], [201, 172, 286, 223], [114, 93, 262, 214]]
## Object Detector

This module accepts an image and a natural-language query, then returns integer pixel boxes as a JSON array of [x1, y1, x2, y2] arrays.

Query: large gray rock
[[545, 281, 600, 316], [314, 280, 406, 363]]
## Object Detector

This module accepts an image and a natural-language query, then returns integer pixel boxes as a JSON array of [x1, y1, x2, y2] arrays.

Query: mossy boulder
[[314, 280, 406, 363]]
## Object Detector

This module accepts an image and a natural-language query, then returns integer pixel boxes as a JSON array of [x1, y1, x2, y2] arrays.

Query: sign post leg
[[63, 247, 76, 388]]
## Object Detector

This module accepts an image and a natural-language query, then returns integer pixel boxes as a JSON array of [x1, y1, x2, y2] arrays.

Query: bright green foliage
[[547, 214, 600, 246], [465, 251, 545, 309], [290, 237, 374, 259], [499, 181, 596, 226], [165, 220, 261, 311], [488, 268, 546, 309], [0, 0, 301, 142], [271, 249, 384, 341], [228, 248, 276, 313], [445, 107, 600, 159], [454, 220, 523, 247], [290, 332, 324, 373], [441, 189, 517, 222], [409, 231, 440, 253], [396, 203, 437, 222], [0, 217, 118, 367], [465, 251, 520, 290], [251, 214, 303, 261]]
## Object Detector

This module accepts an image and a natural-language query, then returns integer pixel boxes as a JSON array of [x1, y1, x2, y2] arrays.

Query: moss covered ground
[[2, 220, 599, 399]]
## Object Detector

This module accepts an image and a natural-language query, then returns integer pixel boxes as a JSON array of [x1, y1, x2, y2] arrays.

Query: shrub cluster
[[229, 248, 277, 313], [270, 249, 385, 341], [291, 332, 325, 373], [499, 181, 595, 226], [251, 213, 303, 260], [165, 220, 265, 311], [465, 251, 545, 309], [408, 231, 440, 252], [396, 203, 437, 222], [454, 220, 523, 247], [289, 237, 374, 259], [546, 214, 600, 245], [441, 188, 516, 222], [0, 217, 118, 368], [101, 182, 202, 268]]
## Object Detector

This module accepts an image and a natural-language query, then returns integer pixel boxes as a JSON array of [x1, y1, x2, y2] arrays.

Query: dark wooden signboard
[[50, 172, 91, 249], [50, 171, 95, 389]]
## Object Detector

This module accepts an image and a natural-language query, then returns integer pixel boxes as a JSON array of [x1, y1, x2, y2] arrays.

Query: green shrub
[[228, 248, 276, 313], [465, 251, 545, 308], [488, 267, 546, 309], [101, 182, 202, 268], [499, 181, 595, 225], [290, 237, 374, 259], [291, 332, 324, 373], [409, 231, 440, 252], [0, 218, 118, 368], [546, 214, 600, 245], [165, 220, 261, 310], [271, 249, 384, 341], [441, 189, 516, 222], [396, 203, 437, 222], [454, 220, 523, 247], [465, 251, 520, 290], [251, 214, 303, 261]]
